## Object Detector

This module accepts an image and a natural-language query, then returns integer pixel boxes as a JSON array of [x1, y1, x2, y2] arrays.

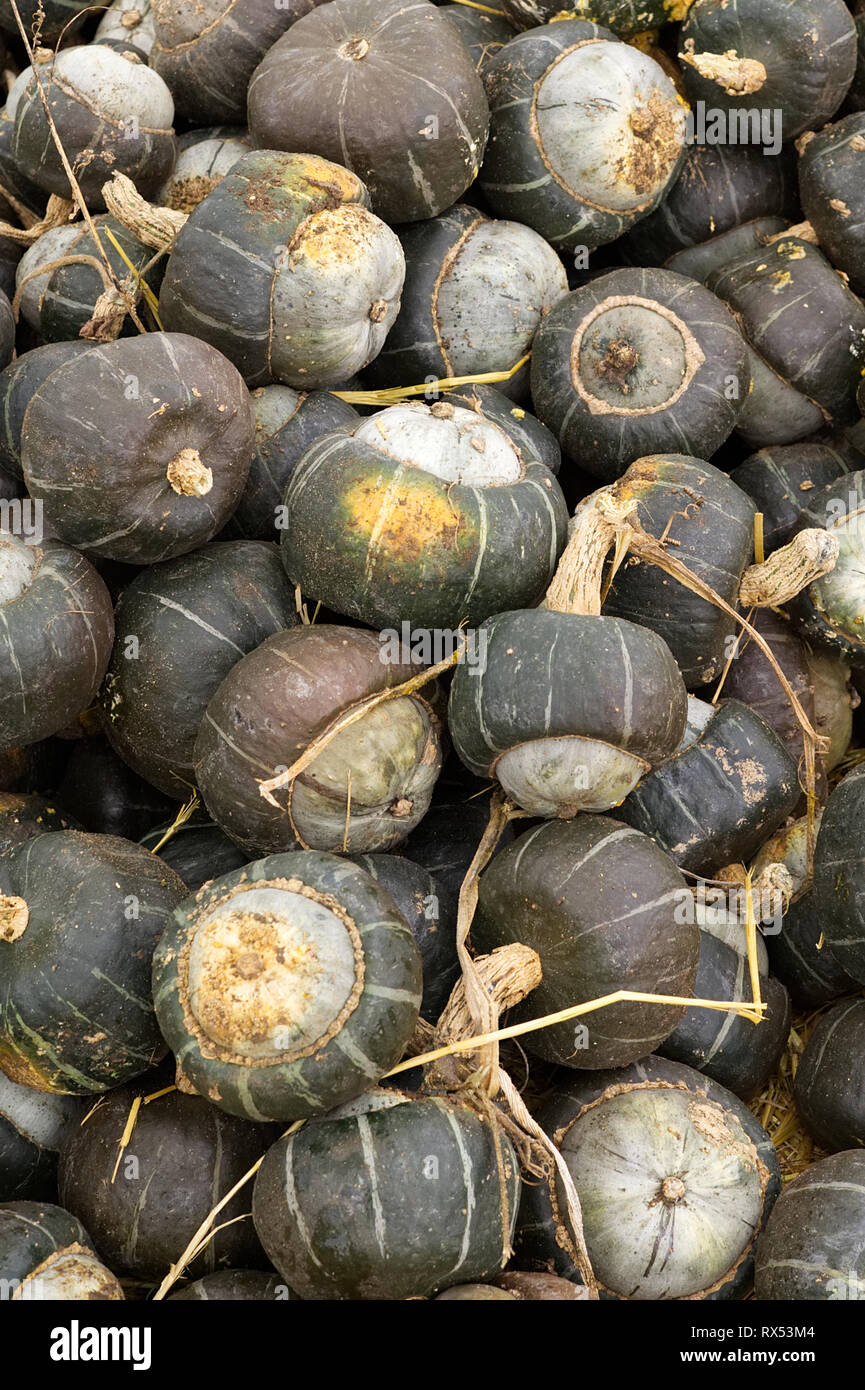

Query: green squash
[[20, 333, 255, 566], [12, 47, 175, 208], [280, 401, 567, 632], [515, 1055, 781, 1295], [531, 270, 749, 481], [159, 150, 404, 389], [58, 1079, 276, 1280], [472, 815, 698, 1069], [755, 1150, 865, 1299], [252, 1089, 520, 1300], [194, 625, 442, 857], [366, 204, 568, 401], [812, 766, 865, 986], [707, 238, 865, 439], [620, 700, 800, 877], [0, 831, 187, 1095], [0, 1200, 123, 1300], [247, 0, 490, 225], [0, 534, 114, 752], [101, 541, 298, 798], [480, 20, 685, 252], [599, 454, 756, 686], [793, 999, 865, 1152], [150, 0, 305, 122], [448, 608, 687, 816], [152, 852, 422, 1121], [679, 0, 856, 139], [527, 1073, 772, 1300]]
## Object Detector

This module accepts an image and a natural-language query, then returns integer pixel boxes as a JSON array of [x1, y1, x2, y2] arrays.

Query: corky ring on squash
[[531, 269, 750, 481], [479, 19, 686, 252], [152, 853, 422, 1121]]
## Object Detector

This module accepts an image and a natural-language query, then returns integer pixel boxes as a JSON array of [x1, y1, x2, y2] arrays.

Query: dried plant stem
[[152, 1120, 306, 1301], [148, 791, 200, 856], [333, 354, 530, 407], [257, 639, 466, 810]]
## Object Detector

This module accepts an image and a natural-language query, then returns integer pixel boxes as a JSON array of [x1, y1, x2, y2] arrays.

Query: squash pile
[[2, 0, 865, 1309]]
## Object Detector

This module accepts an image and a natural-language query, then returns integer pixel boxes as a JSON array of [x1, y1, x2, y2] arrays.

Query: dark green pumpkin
[[658, 932, 791, 1101], [170, 1270, 297, 1301], [599, 454, 756, 687], [0, 1200, 123, 1300], [793, 998, 865, 1152], [345, 854, 458, 1024], [15, 215, 162, 344], [799, 113, 865, 295], [0, 534, 115, 753], [679, 0, 856, 140], [531, 270, 749, 481], [248, 0, 490, 225], [101, 541, 298, 798], [194, 625, 442, 857], [365, 204, 568, 401], [812, 766, 865, 986], [473, 815, 698, 1069], [0, 1075, 82, 1203], [281, 402, 567, 632], [479, 21, 685, 252], [0, 830, 187, 1095], [755, 1150, 865, 1300], [58, 1079, 275, 1280], [159, 151, 404, 390], [0, 343, 91, 478], [527, 1077, 769, 1300], [706, 238, 865, 438], [252, 1089, 520, 1300], [21, 332, 254, 566], [448, 608, 687, 816], [752, 814, 858, 1010], [731, 441, 852, 550], [515, 1054, 780, 1296], [225, 387, 358, 542], [790, 469, 865, 663], [620, 700, 800, 878], [11, 47, 175, 209], [721, 609, 820, 795], [622, 142, 798, 267], [153, 852, 421, 1121], [664, 216, 787, 286], [140, 818, 249, 894], [150, 0, 304, 123]]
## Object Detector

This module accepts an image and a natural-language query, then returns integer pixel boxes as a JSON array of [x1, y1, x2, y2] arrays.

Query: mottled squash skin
[[281, 404, 567, 632]]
